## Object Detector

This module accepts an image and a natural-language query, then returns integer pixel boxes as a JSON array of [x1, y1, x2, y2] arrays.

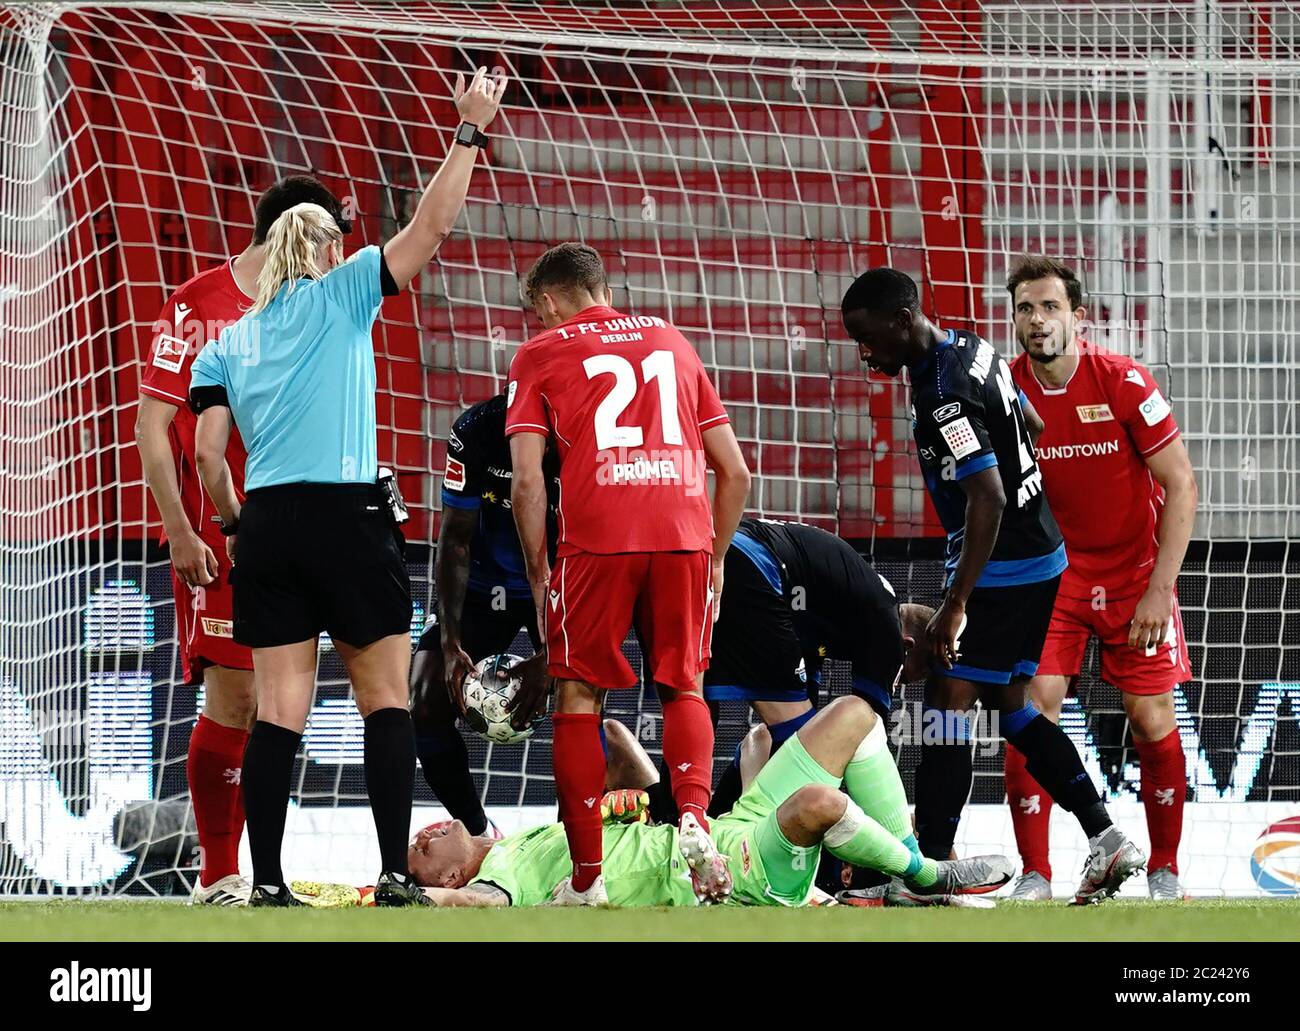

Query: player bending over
[[406, 695, 1012, 907], [409, 393, 556, 835], [842, 268, 1145, 904], [1004, 257, 1197, 901], [136, 175, 352, 905], [654, 517, 934, 822], [506, 243, 752, 905]]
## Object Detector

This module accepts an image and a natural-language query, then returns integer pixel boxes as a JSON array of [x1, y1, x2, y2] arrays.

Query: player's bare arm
[[505, 429, 555, 728], [930, 466, 1004, 668], [701, 421, 751, 621], [383, 68, 506, 290], [135, 395, 218, 588], [509, 431, 551, 634], [434, 503, 478, 713], [194, 406, 240, 561], [421, 881, 510, 908], [1129, 437, 1199, 650]]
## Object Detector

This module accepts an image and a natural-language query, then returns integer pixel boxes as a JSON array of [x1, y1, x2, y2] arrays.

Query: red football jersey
[[139, 260, 250, 544], [504, 305, 730, 556], [1010, 344, 1181, 599]]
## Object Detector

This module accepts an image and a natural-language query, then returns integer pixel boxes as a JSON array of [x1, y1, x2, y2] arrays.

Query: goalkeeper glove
[[600, 788, 651, 825]]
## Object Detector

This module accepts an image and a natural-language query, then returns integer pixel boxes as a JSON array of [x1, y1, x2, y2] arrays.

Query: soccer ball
[[462, 653, 540, 745]]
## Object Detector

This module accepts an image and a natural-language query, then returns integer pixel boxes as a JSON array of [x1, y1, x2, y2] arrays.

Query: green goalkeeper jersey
[[470, 821, 698, 907]]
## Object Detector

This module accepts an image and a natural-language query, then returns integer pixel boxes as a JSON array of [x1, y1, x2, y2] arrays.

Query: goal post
[[0, 0, 1296, 896]]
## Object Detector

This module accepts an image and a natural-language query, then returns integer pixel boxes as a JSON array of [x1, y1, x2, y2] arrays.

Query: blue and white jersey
[[190, 245, 387, 491], [909, 329, 1066, 588], [441, 394, 559, 599]]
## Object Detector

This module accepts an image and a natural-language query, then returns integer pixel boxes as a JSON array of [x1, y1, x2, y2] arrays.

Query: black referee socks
[[364, 707, 418, 875], [242, 720, 302, 889]]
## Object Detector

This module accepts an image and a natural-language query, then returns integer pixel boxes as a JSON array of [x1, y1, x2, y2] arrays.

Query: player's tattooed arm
[[421, 882, 511, 907]]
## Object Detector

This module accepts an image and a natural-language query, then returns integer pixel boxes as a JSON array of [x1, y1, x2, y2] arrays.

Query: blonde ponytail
[[250, 202, 344, 314]]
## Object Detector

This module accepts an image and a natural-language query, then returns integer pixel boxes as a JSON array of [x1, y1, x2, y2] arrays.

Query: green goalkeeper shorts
[[711, 734, 841, 906]]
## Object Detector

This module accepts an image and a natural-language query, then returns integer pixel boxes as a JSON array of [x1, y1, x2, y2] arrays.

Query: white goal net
[[0, 0, 1296, 897]]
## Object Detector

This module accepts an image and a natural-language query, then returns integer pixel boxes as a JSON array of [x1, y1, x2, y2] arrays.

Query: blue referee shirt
[[190, 245, 387, 490]]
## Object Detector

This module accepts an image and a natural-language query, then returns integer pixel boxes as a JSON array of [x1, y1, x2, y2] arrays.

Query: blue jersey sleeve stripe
[[954, 452, 998, 479], [1017, 388, 1029, 408], [440, 489, 481, 510]]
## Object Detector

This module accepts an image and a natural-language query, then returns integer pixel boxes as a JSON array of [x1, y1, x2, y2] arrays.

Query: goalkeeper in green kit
[[407, 694, 1012, 907]]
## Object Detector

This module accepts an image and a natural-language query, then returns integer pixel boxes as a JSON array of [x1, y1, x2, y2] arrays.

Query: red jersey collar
[[554, 304, 619, 330]]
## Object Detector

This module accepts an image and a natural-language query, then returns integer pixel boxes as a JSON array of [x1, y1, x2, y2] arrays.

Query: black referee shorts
[[232, 482, 412, 650]]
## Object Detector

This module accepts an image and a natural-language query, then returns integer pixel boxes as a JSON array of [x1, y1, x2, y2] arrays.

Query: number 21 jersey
[[505, 304, 730, 556]]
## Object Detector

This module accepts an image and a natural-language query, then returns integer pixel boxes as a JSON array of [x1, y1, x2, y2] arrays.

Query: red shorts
[[1038, 586, 1191, 696], [171, 534, 253, 684], [546, 550, 713, 693]]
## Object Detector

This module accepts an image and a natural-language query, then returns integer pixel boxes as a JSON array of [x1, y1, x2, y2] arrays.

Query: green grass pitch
[[2, 898, 1298, 942]]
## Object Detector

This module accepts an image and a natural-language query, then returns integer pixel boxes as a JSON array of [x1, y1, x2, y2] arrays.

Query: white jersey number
[[583, 349, 683, 450]]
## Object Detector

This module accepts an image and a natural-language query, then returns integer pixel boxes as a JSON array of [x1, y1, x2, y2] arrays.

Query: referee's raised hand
[[453, 66, 507, 129]]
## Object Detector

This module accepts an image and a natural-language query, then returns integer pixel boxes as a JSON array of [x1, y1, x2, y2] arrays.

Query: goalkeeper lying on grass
[[365, 695, 1011, 907]]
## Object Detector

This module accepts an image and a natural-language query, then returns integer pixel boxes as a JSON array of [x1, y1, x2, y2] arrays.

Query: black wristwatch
[[454, 121, 488, 149], [218, 516, 240, 537]]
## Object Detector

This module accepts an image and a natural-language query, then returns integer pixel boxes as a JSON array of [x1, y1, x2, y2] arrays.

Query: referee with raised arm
[[188, 68, 506, 907]]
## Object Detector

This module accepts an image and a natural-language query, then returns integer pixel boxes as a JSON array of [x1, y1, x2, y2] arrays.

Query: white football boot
[[191, 873, 252, 906], [678, 812, 733, 905], [544, 874, 609, 906], [1147, 866, 1187, 901], [1007, 870, 1053, 900], [1072, 827, 1146, 904]]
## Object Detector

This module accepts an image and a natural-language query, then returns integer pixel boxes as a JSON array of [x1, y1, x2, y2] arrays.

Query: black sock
[[646, 759, 679, 826], [1004, 710, 1110, 835], [708, 757, 743, 819], [914, 742, 973, 861], [364, 707, 417, 875], [415, 722, 486, 835], [241, 720, 301, 888]]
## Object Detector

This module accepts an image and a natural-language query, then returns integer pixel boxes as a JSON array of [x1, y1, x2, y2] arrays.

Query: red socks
[[1005, 743, 1053, 880], [552, 712, 606, 892], [1136, 727, 1186, 874], [187, 715, 249, 887], [661, 692, 714, 828]]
